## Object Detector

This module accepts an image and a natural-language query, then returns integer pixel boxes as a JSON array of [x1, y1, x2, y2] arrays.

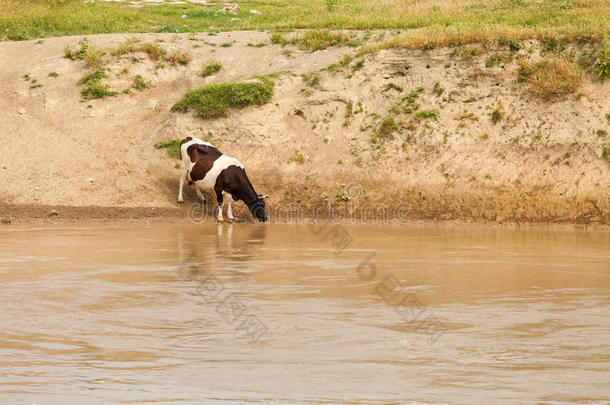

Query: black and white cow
[[177, 136, 268, 222]]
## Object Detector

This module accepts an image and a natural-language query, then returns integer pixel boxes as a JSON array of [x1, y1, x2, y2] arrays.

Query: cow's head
[[250, 194, 268, 222]]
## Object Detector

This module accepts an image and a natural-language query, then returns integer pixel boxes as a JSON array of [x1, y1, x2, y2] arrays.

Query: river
[[1, 223, 609, 404]]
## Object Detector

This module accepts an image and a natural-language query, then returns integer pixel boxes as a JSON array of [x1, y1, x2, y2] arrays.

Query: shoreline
[[1, 203, 608, 231]]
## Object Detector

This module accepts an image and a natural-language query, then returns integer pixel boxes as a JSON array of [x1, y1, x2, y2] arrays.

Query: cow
[[177, 136, 268, 223]]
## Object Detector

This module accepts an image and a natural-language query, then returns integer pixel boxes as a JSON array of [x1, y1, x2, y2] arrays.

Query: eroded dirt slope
[[0, 32, 609, 224]]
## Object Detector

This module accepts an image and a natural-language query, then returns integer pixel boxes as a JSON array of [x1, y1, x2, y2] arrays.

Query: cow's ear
[[257, 194, 269, 199]]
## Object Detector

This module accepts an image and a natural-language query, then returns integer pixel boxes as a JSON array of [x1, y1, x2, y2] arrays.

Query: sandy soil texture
[[0, 32, 609, 225]]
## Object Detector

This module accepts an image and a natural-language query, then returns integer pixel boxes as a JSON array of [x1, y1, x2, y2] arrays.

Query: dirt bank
[[0, 32, 609, 225]]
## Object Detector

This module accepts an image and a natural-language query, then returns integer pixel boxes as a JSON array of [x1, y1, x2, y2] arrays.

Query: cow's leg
[[177, 166, 187, 204], [215, 188, 224, 222], [196, 188, 206, 204], [225, 193, 234, 222]]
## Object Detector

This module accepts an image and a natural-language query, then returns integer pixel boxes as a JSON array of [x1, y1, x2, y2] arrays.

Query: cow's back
[[192, 155, 243, 189]]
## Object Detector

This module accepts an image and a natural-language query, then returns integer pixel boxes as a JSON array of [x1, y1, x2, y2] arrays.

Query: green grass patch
[[171, 80, 274, 119], [415, 108, 440, 120], [293, 30, 352, 52], [78, 70, 117, 99], [486, 52, 505, 67], [155, 139, 181, 159], [133, 74, 147, 90], [379, 117, 397, 137], [594, 40, 610, 81], [352, 60, 364, 71], [294, 149, 307, 164], [48, 71, 58, 77], [2, 0, 609, 49], [64, 39, 89, 60], [270, 33, 290, 46], [491, 105, 504, 124], [202, 61, 222, 78]]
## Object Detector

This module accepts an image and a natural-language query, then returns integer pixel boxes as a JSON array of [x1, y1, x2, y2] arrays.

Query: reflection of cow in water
[[177, 137, 268, 222]]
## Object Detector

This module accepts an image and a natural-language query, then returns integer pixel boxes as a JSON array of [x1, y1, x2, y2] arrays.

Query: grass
[[302, 72, 320, 86], [415, 108, 440, 120], [65, 37, 192, 100], [294, 149, 307, 164], [112, 39, 165, 59], [379, 117, 397, 137], [155, 139, 181, 159], [451, 45, 483, 58], [48, 71, 58, 77], [171, 80, 274, 119], [2, 0, 608, 47], [518, 55, 584, 100], [64, 39, 89, 60], [486, 52, 505, 67], [292, 30, 352, 51], [352, 60, 364, 71], [201, 61, 222, 78], [491, 105, 504, 124], [433, 82, 444, 96], [133, 74, 147, 90], [165, 49, 192, 65], [594, 40, 610, 81], [78, 69, 117, 99], [270, 33, 290, 46], [270, 30, 353, 52]]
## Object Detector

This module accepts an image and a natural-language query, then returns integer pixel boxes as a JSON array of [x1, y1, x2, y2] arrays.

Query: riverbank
[[0, 32, 608, 226]]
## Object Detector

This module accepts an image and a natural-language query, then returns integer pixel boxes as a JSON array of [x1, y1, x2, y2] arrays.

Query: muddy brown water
[[0, 223, 609, 404]]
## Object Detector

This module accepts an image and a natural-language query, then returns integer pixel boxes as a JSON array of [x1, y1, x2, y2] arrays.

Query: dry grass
[[520, 56, 584, 100], [165, 49, 192, 65], [65, 37, 191, 99], [358, 25, 607, 55], [109, 39, 191, 65], [292, 30, 352, 52], [110, 38, 167, 59], [64, 39, 105, 68]]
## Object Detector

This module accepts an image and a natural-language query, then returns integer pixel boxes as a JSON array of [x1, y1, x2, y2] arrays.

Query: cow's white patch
[[192, 155, 244, 189], [177, 137, 215, 203]]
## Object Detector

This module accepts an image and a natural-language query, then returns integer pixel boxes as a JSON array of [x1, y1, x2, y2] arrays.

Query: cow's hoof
[[227, 218, 234, 223], [177, 200, 184, 205]]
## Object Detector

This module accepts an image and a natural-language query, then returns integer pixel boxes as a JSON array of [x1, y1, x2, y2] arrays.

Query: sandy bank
[[0, 32, 608, 225]]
